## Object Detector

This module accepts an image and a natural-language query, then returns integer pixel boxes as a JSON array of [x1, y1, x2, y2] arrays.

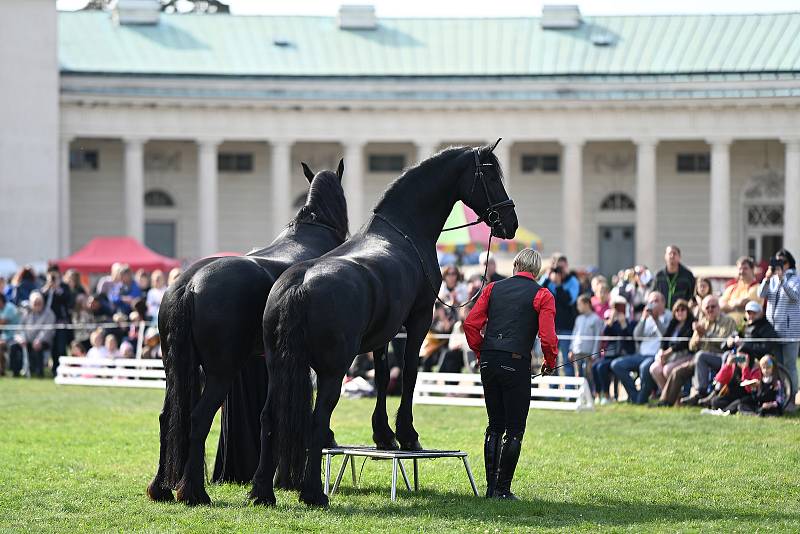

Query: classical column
[[415, 140, 439, 164], [123, 137, 146, 243], [494, 140, 514, 194], [635, 139, 658, 268], [561, 139, 584, 264], [784, 138, 800, 255], [270, 140, 292, 236], [59, 135, 74, 256], [343, 140, 365, 231], [708, 138, 732, 265], [197, 138, 220, 257]]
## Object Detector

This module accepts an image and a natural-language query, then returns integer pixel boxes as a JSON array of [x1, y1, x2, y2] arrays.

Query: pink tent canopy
[[55, 236, 181, 274]]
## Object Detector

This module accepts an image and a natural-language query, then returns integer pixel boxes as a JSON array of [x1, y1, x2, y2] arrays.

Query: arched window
[[145, 189, 175, 208], [600, 192, 635, 211]]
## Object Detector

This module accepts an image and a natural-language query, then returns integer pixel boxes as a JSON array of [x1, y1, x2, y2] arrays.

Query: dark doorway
[[599, 225, 635, 277]]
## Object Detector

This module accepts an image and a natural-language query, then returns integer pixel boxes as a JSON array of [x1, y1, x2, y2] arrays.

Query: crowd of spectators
[[0, 262, 180, 378]]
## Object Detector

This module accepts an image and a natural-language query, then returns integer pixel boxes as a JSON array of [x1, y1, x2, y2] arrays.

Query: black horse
[[251, 144, 518, 507], [146, 161, 348, 506]]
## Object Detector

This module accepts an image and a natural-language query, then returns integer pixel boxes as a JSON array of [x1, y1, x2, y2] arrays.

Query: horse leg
[[250, 386, 277, 506], [372, 344, 399, 450], [175, 374, 229, 506], [299, 372, 345, 507], [395, 307, 431, 451], [146, 400, 175, 501]]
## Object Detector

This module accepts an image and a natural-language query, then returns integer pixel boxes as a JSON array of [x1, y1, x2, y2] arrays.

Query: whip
[[531, 348, 606, 378]]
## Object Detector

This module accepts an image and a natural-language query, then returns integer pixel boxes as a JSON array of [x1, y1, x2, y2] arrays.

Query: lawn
[[1, 380, 798, 533]]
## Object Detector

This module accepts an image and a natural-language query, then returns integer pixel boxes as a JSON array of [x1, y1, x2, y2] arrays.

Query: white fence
[[414, 372, 594, 411], [55, 357, 166, 389]]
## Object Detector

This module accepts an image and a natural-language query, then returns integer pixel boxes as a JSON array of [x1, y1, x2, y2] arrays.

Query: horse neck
[[375, 151, 467, 245]]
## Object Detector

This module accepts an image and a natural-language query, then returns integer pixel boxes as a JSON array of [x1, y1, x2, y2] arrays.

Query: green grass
[[1, 380, 799, 533]]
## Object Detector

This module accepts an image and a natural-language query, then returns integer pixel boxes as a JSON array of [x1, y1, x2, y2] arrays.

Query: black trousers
[[480, 350, 531, 436]]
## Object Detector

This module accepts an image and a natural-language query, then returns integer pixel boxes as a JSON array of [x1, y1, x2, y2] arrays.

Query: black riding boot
[[483, 429, 502, 498], [493, 433, 523, 500]]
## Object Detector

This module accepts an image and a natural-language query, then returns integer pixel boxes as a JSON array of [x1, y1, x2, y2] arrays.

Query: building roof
[[59, 11, 800, 78]]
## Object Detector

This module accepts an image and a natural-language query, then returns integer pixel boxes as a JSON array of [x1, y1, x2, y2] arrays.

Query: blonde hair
[[513, 248, 542, 277]]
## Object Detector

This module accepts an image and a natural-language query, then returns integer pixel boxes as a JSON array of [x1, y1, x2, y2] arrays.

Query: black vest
[[482, 275, 541, 357]]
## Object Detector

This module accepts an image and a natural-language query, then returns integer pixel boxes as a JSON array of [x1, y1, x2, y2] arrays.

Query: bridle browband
[[374, 146, 515, 311]]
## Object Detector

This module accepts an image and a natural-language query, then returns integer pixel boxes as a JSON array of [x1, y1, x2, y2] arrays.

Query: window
[[218, 152, 254, 172], [521, 154, 559, 173], [368, 154, 406, 172], [144, 189, 175, 208], [69, 149, 99, 171], [676, 153, 710, 172], [600, 192, 635, 211]]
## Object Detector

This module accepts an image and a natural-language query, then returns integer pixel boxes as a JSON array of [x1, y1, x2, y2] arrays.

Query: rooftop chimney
[[113, 0, 161, 26], [541, 5, 582, 29], [338, 5, 377, 30]]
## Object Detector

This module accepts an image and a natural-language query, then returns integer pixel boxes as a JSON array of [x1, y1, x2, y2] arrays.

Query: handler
[[464, 248, 558, 500]]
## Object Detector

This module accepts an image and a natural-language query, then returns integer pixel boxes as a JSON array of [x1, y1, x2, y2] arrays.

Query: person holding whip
[[464, 248, 558, 500]]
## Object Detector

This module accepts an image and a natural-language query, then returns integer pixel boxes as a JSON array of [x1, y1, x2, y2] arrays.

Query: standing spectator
[[654, 245, 696, 310], [0, 293, 20, 376], [592, 296, 637, 404], [650, 299, 695, 395], [9, 292, 56, 377], [610, 291, 671, 404], [480, 252, 506, 282], [759, 249, 799, 407], [569, 295, 603, 379], [40, 266, 73, 376], [540, 254, 579, 376], [439, 265, 469, 306], [590, 275, 610, 319], [64, 269, 87, 302], [146, 270, 167, 320], [689, 277, 713, 320], [71, 294, 94, 352], [679, 295, 738, 405], [9, 266, 39, 306], [112, 266, 142, 314], [0, 276, 11, 301], [135, 269, 151, 295], [720, 256, 760, 329], [96, 262, 123, 297]]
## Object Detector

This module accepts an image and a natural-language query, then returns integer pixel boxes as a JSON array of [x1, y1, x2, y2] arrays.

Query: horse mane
[[373, 144, 503, 214], [290, 170, 349, 241]]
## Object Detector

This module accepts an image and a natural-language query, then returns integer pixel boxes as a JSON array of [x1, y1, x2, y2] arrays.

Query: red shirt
[[463, 272, 559, 368]]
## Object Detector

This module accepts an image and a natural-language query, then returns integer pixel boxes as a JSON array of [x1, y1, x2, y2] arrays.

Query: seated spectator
[[87, 293, 114, 323], [112, 266, 142, 314], [96, 262, 123, 298], [141, 328, 161, 359], [0, 293, 20, 376], [69, 340, 87, 357], [438, 265, 468, 306], [739, 355, 784, 416], [675, 295, 738, 405], [146, 270, 167, 321], [590, 275, 610, 319], [611, 291, 671, 404], [86, 328, 110, 359], [719, 256, 760, 329], [9, 291, 56, 377], [759, 248, 799, 409], [654, 245, 696, 310], [9, 266, 39, 306], [699, 352, 762, 414], [592, 297, 637, 404], [569, 295, 603, 379], [480, 252, 506, 283], [71, 294, 94, 352], [420, 303, 455, 371], [104, 334, 121, 359], [689, 277, 713, 320], [439, 302, 476, 374], [466, 273, 484, 301], [650, 299, 695, 395], [135, 269, 151, 295]]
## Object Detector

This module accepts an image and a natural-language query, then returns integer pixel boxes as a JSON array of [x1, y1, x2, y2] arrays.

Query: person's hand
[[774, 266, 784, 281], [725, 336, 736, 349], [549, 271, 562, 285], [539, 362, 555, 376], [764, 266, 773, 279], [568, 351, 574, 362], [13, 334, 25, 345], [32, 339, 42, 351], [694, 322, 707, 336]]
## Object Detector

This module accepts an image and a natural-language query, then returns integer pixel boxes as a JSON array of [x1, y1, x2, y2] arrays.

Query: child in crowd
[[700, 352, 762, 414], [740, 355, 784, 417], [86, 328, 109, 359], [69, 340, 87, 357], [569, 295, 603, 379], [104, 334, 121, 359]]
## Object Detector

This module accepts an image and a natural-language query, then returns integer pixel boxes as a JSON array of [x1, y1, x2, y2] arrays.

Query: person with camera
[[759, 249, 799, 407], [610, 291, 671, 404], [40, 266, 73, 377], [698, 301, 778, 412], [465, 248, 558, 501]]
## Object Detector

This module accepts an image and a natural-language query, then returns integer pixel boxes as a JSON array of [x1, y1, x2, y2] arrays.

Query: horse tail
[[162, 287, 202, 488], [267, 285, 313, 486]]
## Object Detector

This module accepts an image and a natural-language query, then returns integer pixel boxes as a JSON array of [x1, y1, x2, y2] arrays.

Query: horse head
[[297, 159, 349, 241]]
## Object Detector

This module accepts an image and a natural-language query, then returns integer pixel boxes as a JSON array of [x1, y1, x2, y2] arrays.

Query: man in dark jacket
[[734, 301, 779, 360], [654, 245, 696, 310], [465, 248, 558, 501]]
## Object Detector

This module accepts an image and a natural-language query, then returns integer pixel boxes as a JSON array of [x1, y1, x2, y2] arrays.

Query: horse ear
[[301, 162, 315, 183], [336, 158, 344, 181], [489, 138, 502, 153]]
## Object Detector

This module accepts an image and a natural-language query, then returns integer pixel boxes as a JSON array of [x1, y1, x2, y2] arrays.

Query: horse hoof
[[176, 480, 211, 506], [147, 479, 175, 502], [300, 491, 329, 508], [400, 439, 423, 451], [374, 437, 400, 450], [251, 495, 277, 507]]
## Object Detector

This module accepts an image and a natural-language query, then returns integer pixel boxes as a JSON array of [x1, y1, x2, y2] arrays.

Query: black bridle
[[375, 145, 515, 312]]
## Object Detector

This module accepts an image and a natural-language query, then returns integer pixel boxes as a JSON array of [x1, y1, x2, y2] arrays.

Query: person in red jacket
[[464, 248, 558, 500]]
